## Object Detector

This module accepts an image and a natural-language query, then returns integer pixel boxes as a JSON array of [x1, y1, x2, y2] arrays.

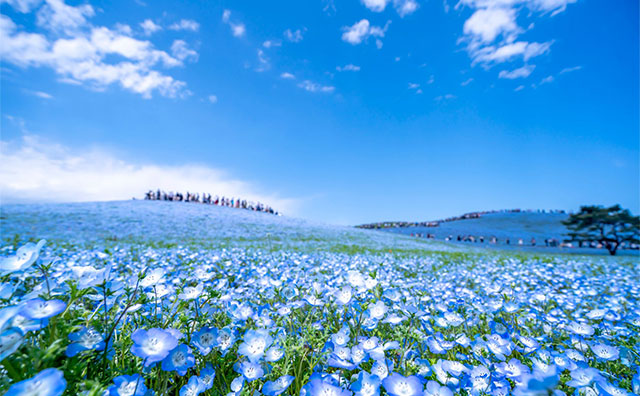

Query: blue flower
[[382, 373, 423, 396], [0, 240, 46, 274], [130, 328, 178, 366], [306, 378, 352, 396], [596, 381, 630, 396], [161, 344, 195, 376], [351, 371, 381, 396], [591, 343, 619, 361], [566, 368, 603, 389], [424, 381, 453, 396], [0, 327, 24, 360], [5, 368, 66, 396], [66, 326, 105, 357], [513, 365, 559, 396], [198, 363, 216, 391], [262, 374, 295, 396], [108, 374, 147, 396], [20, 298, 66, 320], [234, 361, 264, 381], [216, 326, 237, 355], [191, 327, 217, 355], [237, 328, 273, 362], [179, 375, 205, 396]]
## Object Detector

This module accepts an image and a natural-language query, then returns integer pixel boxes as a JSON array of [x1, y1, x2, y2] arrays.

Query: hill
[[0, 200, 457, 256]]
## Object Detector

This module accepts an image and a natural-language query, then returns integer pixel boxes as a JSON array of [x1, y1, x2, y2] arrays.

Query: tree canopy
[[562, 204, 639, 255]]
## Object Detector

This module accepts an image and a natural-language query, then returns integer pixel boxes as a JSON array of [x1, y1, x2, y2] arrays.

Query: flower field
[[0, 201, 638, 396]]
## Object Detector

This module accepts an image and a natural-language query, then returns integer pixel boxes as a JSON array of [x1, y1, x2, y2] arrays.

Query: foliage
[[562, 204, 639, 255]]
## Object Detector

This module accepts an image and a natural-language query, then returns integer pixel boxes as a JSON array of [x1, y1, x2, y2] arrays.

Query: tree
[[562, 205, 640, 255]]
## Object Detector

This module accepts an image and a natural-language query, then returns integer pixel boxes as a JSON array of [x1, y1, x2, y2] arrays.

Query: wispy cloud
[[27, 90, 54, 99], [435, 93, 456, 101], [498, 64, 535, 79], [0, 134, 301, 214], [297, 80, 335, 93], [560, 65, 582, 74], [461, 77, 473, 86], [284, 28, 304, 43], [140, 19, 161, 35], [336, 64, 360, 72], [341, 19, 390, 49], [361, 0, 419, 16], [208, 94, 218, 103], [280, 72, 295, 79], [0, 1, 197, 98], [457, 0, 575, 69], [168, 19, 199, 32], [221, 10, 245, 37]]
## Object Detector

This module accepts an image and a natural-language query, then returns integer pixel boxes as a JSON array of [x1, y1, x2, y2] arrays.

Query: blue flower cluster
[[0, 225, 639, 395]]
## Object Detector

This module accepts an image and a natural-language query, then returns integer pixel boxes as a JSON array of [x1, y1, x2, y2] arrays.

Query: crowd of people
[[144, 190, 280, 215]]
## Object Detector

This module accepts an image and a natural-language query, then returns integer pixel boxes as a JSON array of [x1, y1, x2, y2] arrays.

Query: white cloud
[[362, 0, 388, 12], [539, 75, 553, 84], [461, 77, 473, 86], [463, 7, 518, 43], [284, 28, 304, 43], [336, 64, 360, 72], [514, 84, 525, 91], [435, 93, 456, 100], [208, 94, 217, 103], [30, 90, 53, 99], [361, 0, 418, 16], [408, 82, 420, 89], [262, 40, 281, 48], [341, 19, 389, 47], [0, 134, 301, 214], [1, 0, 43, 13], [171, 40, 198, 62], [168, 19, 199, 32], [559, 65, 582, 74], [221, 10, 245, 38], [0, 7, 193, 99], [35, 0, 94, 34], [458, 0, 574, 69], [297, 80, 335, 93], [280, 72, 295, 79], [394, 0, 419, 16], [498, 64, 535, 79], [140, 19, 161, 36], [256, 49, 269, 71]]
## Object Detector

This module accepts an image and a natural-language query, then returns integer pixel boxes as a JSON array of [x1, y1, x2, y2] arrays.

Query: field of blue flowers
[[0, 201, 638, 396]]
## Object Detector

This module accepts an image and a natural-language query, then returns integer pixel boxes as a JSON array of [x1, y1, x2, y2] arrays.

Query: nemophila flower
[[66, 326, 105, 357], [0, 239, 46, 274], [70, 265, 111, 289], [513, 365, 559, 396], [234, 361, 264, 381], [179, 283, 204, 300], [5, 368, 66, 396], [0, 282, 15, 299], [0, 327, 24, 360], [382, 372, 423, 396], [486, 334, 513, 361], [180, 375, 205, 396], [455, 334, 471, 348], [306, 379, 352, 396], [198, 363, 215, 391], [265, 344, 285, 362], [20, 298, 66, 320], [238, 328, 273, 362], [230, 376, 245, 394], [162, 344, 195, 376], [0, 305, 22, 332], [567, 322, 595, 337], [108, 374, 147, 396], [216, 326, 237, 355], [424, 381, 453, 396], [130, 328, 178, 366], [591, 343, 619, 361], [351, 371, 381, 396], [516, 335, 540, 354], [351, 345, 368, 365], [432, 360, 460, 387], [262, 375, 295, 396], [335, 286, 353, 305], [140, 268, 165, 288], [230, 302, 254, 321], [328, 345, 356, 370], [632, 369, 639, 395], [371, 359, 393, 380], [495, 358, 530, 380], [596, 381, 630, 396], [468, 366, 491, 396], [442, 360, 469, 377], [192, 327, 217, 355], [566, 368, 603, 388], [382, 313, 406, 325]]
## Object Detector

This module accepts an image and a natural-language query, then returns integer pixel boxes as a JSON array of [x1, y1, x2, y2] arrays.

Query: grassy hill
[[0, 200, 458, 255]]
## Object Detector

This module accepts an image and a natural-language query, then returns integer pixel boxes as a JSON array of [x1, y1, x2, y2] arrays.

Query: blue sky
[[1, 0, 638, 225]]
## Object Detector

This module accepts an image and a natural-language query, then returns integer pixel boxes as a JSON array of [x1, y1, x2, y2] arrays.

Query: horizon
[[1, 0, 638, 226]]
